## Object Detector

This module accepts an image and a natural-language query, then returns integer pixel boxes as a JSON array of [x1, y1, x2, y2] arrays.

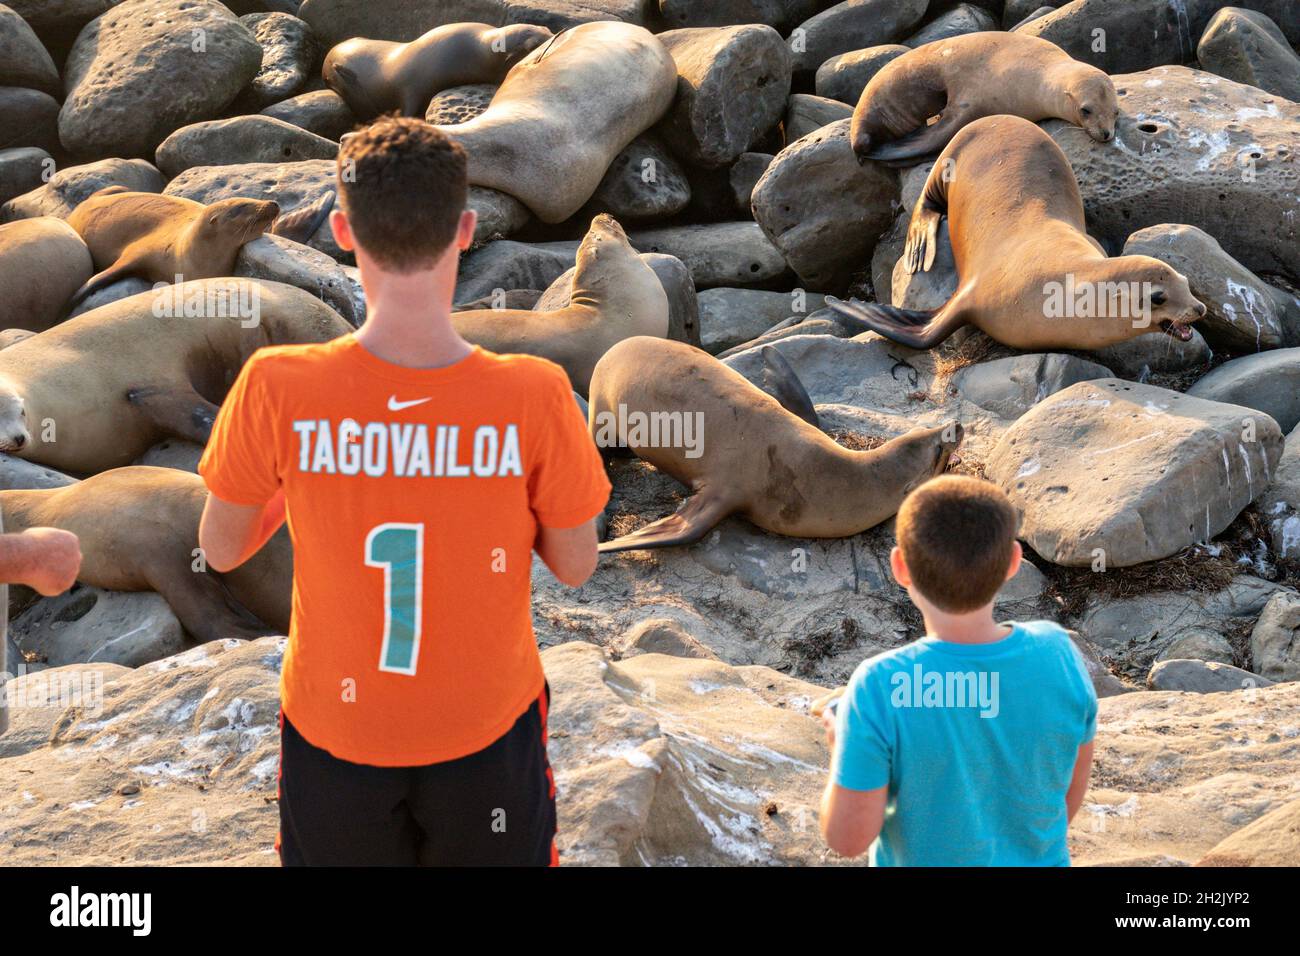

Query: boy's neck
[[918, 602, 1012, 646], [351, 249, 472, 369]]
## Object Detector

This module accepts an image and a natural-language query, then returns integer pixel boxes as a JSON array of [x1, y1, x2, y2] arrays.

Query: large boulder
[[0, 3, 60, 96], [787, 0, 929, 75], [751, 118, 899, 293], [628, 222, 788, 289], [783, 93, 852, 142], [0, 87, 59, 154], [1146, 658, 1273, 692], [424, 83, 497, 126], [1197, 797, 1300, 866], [1091, 326, 1212, 379], [814, 44, 909, 105], [262, 90, 358, 142], [952, 354, 1115, 421], [155, 117, 338, 178], [58, 0, 263, 159], [657, 0, 821, 31], [0, 146, 49, 207], [585, 133, 691, 222], [1256, 422, 1300, 560], [697, 287, 829, 353], [1250, 590, 1300, 681], [986, 379, 1285, 567], [1047, 66, 1300, 282], [10, 587, 187, 668], [238, 12, 318, 110], [1198, 8, 1300, 101], [904, 2, 998, 45], [0, 158, 164, 221], [1188, 349, 1300, 432]]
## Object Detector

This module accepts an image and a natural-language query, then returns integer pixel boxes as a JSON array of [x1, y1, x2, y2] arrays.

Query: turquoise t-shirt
[[831, 620, 1098, 867]]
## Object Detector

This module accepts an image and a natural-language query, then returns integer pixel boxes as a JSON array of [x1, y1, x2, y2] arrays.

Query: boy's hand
[[13, 528, 82, 596], [811, 688, 845, 747]]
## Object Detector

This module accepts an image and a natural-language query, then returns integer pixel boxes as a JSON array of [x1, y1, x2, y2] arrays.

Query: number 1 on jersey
[[364, 523, 424, 675]]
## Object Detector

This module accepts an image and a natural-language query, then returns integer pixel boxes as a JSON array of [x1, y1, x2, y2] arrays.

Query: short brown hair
[[895, 475, 1019, 613], [336, 116, 468, 272]]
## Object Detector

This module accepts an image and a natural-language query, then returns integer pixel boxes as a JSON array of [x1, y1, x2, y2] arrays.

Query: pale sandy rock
[[1250, 590, 1300, 680], [1197, 795, 1300, 865]]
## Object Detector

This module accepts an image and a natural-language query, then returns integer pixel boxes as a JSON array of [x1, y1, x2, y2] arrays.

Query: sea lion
[[323, 22, 553, 120], [434, 21, 678, 223], [590, 336, 963, 552], [64, 186, 335, 307], [0, 217, 93, 332], [0, 278, 351, 475], [0, 466, 291, 642], [831, 116, 1206, 351], [451, 215, 669, 396], [850, 32, 1119, 165]]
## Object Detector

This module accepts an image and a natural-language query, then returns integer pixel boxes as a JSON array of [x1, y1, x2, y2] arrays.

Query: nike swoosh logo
[[388, 396, 431, 412]]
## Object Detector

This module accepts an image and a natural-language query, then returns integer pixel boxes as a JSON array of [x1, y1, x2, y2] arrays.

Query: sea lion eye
[[1080, 107, 1092, 117]]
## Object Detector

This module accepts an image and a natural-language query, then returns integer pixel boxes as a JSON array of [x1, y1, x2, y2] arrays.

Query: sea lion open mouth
[[1160, 320, 1194, 342]]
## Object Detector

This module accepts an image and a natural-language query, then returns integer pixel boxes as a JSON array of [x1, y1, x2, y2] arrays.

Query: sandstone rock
[[262, 89, 357, 141], [1250, 590, 1300, 680], [1258, 422, 1300, 559], [1188, 349, 1300, 432], [1197, 7, 1300, 101], [1, 158, 164, 222], [0, 146, 49, 207], [155, 116, 338, 178], [1147, 658, 1273, 692], [1123, 223, 1295, 351], [814, 45, 909, 104], [612, 618, 722, 661], [424, 83, 496, 126], [728, 151, 772, 214], [1091, 326, 1212, 379], [656, 25, 792, 168], [58, 0, 263, 159], [952, 354, 1115, 420], [987, 379, 1284, 567], [234, 233, 358, 326], [905, 2, 998, 46], [1046, 67, 1300, 282], [698, 287, 829, 353], [10, 587, 188, 668], [0, 452, 75, 490], [788, 0, 929, 75], [0, 3, 60, 96], [628, 222, 788, 289], [751, 118, 899, 293], [0, 87, 58, 154], [1197, 796, 1300, 865], [239, 12, 318, 109], [784, 93, 852, 142], [586, 133, 691, 222]]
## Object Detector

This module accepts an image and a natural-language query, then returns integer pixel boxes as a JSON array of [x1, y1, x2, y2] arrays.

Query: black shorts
[[277, 686, 558, 866]]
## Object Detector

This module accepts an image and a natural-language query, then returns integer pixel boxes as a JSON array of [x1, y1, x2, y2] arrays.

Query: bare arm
[[198, 490, 286, 572], [1066, 741, 1095, 821], [820, 783, 887, 858], [0, 528, 81, 595], [534, 519, 598, 587]]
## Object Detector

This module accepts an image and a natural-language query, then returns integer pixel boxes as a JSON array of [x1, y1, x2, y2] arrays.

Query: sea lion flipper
[[269, 190, 336, 245], [126, 384, 219, 444], [826, 298, 965, 350], [866, 112, 964, 165], [759, 346, 819, 430], [150, 565, 277, 643], [598, 492, 731, 554]]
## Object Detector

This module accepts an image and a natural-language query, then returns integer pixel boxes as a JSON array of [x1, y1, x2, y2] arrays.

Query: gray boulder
[[656, 0, 821, 31], [814, 44, 910, 104], [0, 3, 60, 96], [1091, 326, 1212, 379], [424, 83, 496, 126], [628, 222, 788, 289], [697, 287, 829, 354], [1, 158, 164, 221], [155, 116, 338, 178], [952, 354, 1115, 420], [0, 87, 58, 154], [1147, 658, 1274, 692], [235, 233, 358, 326], [1188, 349, 1300, 432], [784, 93, 852, 142], [586, 133, 691, 222], [10, 587, 188, 668], [0, 146, 50, 207], [1257, 422, 1300, 560], [262, 90, 358, 141], [728, 151, 773, 214], [905, 3, 998, 46], [1251, 590, 1300, 681], [1197, 7, 1300, 101], [787, 0, 929, 75], [239, 12, 318, 109]]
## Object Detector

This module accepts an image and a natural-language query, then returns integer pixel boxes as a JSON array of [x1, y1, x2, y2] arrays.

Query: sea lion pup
[[64, 186, 335, 307], [0, 217, 93, 332], [590, 337, 963, 553], [850, 32, 1119, 166], [451, 214, 669, 397], [830, 116, 1206, 351], [0, 279, 351, 475], [0, 466, 290, 642], [323, 22, 553, 120], [434, 21, 678, 223]]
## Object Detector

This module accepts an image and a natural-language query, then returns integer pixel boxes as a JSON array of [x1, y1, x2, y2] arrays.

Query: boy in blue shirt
[[817, 475, 1097, 866]]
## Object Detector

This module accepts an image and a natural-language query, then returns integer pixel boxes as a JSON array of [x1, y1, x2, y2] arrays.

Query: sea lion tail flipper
[[68, 261, 135, 310], [825, 297, 960, 350], [599, 492, 731, 554], [151, 567, 277, 643], [270, 190, 336, 245], [865, 112, 964, 165], [126, 384, 219, 444], [759, 346, 819, 430]]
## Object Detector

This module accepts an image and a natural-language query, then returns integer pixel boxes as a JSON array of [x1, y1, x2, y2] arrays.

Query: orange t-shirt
[[198, 336, 611, 766]]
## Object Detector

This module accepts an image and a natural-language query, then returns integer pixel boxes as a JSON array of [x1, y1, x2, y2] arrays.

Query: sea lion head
[[892, 420, 965, 494], [491, 24, 555, 66], [1135, 259, 1206, 342], [0, 378, 31, 454], [202, 198, 281, 245], [1067, 69, 1120, 143]]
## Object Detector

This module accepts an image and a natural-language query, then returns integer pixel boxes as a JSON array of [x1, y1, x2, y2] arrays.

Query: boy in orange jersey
[[197, 118, 610, 866]]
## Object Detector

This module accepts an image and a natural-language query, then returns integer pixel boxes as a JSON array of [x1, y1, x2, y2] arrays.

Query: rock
[[905, 2, 999, 46], [0, 87, 59, 154], [239, 12, 318, 109], [155, 116, 338, 178], [656, 0, 821, 32], [1250, 590, 1300, 680], [262, 89, 358, 141], [952, 354, 1115, 420], [1197, 796, 1300, 865], [986, 379, 1285, 567], [0, 452, 75, 490], [67, 277, 152, 318], [728, 151, 772, 214], [814, 44, 909, 104], [1258, 422, 1300, 559], [1003, 0, 1065, 29], [1010, 5, 1056, 29], [0, 328, 31, 349], [136, 439, 203, 474], [0, 146, 49, 207], [455, 238, 579, 305], [783, 93, 852, 142], [1147, 658, 1273, 692], [655, 25, 792, 168], [751, 118, 899, 293], [0, 3, 60, 96], [612, 618, 721, 660], [58, 0, 263, 159], [454, 289, 543, 311], [1123, 224, 1295, 352], [697, 287, 828, 353], [1, 158, 164, 222], [787, 0, 929, 75], [1158, 629, 1236, 664], [1046, 66, 1300, 283], [1198, 8, 1300, 101], [10, 587, 188, 667], [628, 222, 788, 289], [1065, 628, 1132, 697], [468, 186, 531, 242], [234, 233, 358, 326], [586, 133, 691, 222], [1092, 326, 1212, 379], [424, 83, 496, 126], [1188, 350, 1300, 432]]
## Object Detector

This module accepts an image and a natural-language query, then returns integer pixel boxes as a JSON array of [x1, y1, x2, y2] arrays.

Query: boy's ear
[[456, 208, 478, 250], [1004, 540, 1023, 582], [329, 208, 354, 252], [889, 546, 911, 587]]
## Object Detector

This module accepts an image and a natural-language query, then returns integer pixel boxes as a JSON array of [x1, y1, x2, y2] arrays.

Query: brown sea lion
[[851, 32, 1119, 165], [323, 22, 553, 120], [590, 336, 963, 552], [0, 217, 93, 332], [0, 278, 351, 475], [831, 115, 1206, 351], [451, 215, 669, 396], [64, 186, 335, 307], [0, 466, 290, 642]]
